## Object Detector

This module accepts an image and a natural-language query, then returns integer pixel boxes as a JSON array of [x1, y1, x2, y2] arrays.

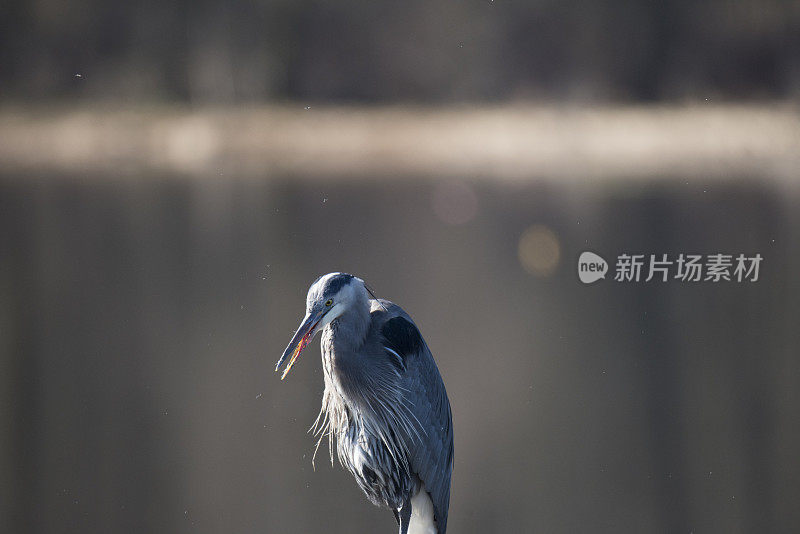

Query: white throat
[[318, 302, 346, 331]]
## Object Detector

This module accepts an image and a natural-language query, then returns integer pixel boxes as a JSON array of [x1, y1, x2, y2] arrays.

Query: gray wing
[[377, 303, 454, 533]]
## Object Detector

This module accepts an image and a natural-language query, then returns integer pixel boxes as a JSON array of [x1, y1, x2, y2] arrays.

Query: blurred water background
[[2, 1, 800, 533]]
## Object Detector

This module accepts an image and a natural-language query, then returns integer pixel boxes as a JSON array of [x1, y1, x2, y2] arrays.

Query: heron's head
[[276, 272, 367, 379]]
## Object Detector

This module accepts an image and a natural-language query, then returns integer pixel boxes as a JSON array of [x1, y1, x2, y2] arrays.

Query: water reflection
[[1, 174, 798, 533]]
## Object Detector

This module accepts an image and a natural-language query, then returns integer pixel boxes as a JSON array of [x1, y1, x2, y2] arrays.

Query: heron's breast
[[345, 420, 413, 502]]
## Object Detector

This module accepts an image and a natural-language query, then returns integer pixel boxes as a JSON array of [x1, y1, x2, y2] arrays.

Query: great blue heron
[[277, 273, 453, 534]]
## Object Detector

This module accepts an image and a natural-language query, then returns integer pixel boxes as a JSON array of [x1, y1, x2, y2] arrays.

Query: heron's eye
[[325, 299, 333, 307]]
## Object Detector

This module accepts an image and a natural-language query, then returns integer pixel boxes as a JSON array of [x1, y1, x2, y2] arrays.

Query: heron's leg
[[398, 499, 412, 534]]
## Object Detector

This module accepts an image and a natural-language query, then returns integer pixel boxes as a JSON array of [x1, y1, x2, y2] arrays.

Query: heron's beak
[[276, 309, 325, 380]]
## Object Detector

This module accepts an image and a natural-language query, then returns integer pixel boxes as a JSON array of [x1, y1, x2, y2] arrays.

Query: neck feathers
[[326, 290, 371, 351]]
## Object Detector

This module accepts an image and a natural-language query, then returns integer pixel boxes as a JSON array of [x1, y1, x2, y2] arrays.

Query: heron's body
[[277, 274, 453, 534]]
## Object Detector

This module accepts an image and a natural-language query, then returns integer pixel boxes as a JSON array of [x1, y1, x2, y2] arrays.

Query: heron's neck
[[327, 300, 371, 352]]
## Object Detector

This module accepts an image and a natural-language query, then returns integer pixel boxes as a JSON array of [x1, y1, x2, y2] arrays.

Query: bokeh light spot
[[518, 225, 561, 277], [431, 181, 478, 225]]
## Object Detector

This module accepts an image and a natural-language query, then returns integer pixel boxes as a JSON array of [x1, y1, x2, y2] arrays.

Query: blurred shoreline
[[1, 103, 799, 182]]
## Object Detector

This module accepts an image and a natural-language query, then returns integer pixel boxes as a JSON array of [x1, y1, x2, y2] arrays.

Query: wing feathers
[[379, 312, 453, 533]]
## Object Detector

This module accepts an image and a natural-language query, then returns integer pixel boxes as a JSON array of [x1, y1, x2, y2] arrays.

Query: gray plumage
[[277, 273, 453, 534]]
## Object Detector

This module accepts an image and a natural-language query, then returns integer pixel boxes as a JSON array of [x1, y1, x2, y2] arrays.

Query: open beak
[[276, 309, 325, 380]]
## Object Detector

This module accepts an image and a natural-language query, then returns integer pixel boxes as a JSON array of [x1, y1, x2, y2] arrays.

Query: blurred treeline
[[2, 0, 799, 104]]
